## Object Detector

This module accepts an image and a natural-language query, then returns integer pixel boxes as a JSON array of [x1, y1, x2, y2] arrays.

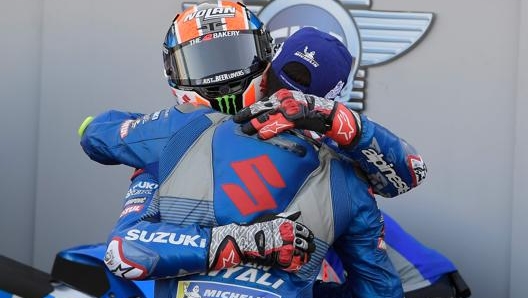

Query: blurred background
[[0, 0, 526, 297]]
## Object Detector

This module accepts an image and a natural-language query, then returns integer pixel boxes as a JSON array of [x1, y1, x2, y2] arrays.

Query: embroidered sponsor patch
[[119, 120, 134, 139], [362, 148, 410, 194], [119, 204, 144, 217], [408, 154, 427, 186]]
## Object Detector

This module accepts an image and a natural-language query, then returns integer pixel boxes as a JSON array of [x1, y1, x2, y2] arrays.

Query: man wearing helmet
[[162, 1, 273, 114], [78, 1, 423, 297]]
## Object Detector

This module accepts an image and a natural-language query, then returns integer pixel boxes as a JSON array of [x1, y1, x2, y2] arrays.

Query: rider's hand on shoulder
[[233, 89, 361, 147]]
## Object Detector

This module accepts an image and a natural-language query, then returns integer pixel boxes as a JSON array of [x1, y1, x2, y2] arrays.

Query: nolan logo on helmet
[[184, 7, 237, 22]]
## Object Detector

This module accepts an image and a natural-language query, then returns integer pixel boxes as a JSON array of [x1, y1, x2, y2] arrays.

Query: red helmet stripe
[[220, 1, 250, 31]]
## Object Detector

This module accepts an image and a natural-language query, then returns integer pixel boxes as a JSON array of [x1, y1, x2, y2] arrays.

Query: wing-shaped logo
[[182, 0, 434, 111]]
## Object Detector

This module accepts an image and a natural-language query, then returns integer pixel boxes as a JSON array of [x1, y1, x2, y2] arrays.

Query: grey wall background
[[0, 0, 526, 297], [0, 0, 42, 268]]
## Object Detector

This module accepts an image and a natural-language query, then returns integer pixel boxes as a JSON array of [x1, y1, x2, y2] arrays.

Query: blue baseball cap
[[271, 27, 354, 99]]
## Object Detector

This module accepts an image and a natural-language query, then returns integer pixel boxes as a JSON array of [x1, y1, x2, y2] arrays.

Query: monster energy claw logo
[[215, 95, 237, 114]]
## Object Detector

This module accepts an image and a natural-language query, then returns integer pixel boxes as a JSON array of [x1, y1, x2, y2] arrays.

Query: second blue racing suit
[[317, 212, 458, 297], [80, 104, 407, 298]]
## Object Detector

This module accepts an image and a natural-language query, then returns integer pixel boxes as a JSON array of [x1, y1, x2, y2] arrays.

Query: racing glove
[[233, 89, 362, 147], [209, 212, 315, 273]]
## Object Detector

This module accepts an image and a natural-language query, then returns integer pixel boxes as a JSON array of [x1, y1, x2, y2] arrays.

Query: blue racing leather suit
[[383, 212, 457, 292], [80, 104, 413, 298], [317, 212, 457, 296]]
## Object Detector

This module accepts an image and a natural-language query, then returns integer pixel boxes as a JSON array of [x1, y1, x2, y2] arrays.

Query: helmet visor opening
[[166, 30, 269, 87]]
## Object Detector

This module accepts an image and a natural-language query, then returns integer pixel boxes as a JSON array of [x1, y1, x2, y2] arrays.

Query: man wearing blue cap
[[249, 28, 469, 298], [243, 27, 425, 199], [78, 4, 424, 297]]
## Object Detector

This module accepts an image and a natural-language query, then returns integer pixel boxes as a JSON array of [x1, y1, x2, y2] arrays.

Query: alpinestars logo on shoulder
[[182, 0, 434, 112]]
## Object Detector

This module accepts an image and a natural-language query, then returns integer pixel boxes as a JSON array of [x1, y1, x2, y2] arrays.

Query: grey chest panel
[[284, 146, 338, 245], [159, 113, 229, 203]]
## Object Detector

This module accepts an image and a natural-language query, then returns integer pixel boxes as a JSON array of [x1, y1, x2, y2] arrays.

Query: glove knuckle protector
[[209, 214, 315, 272]]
